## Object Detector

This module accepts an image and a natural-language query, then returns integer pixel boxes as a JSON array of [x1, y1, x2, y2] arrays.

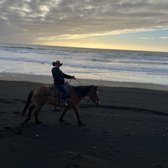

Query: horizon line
[[0, 42, 168, 53]]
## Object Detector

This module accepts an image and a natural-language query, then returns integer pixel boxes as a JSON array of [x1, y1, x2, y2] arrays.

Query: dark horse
[[21, 84, 100, 125]]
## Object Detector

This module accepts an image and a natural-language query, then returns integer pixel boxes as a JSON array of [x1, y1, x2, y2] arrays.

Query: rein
[[67, 78, 83, 85], [74, 79, 83, 85]]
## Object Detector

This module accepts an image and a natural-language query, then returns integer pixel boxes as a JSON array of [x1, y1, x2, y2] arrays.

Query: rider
[[51, 60, 75, 105]]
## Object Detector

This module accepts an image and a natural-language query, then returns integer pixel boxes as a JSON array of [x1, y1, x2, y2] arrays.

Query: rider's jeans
[[56, 84, 68, 102]]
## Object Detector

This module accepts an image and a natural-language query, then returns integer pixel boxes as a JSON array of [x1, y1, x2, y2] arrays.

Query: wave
[[0, 56, 51, 64], [0, 44, 168, 85]]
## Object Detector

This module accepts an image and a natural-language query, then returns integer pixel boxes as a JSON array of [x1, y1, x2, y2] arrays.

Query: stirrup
[[60, 100, 68, 107], [64, 102, 68, 106]]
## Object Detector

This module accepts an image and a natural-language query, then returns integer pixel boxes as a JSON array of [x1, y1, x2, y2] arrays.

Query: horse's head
[[88, 85, 100, 105]]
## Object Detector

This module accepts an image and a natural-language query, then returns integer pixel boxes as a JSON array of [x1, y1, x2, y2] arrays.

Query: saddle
[[47, 84, 61, 97], [47, 83, 75, 98]]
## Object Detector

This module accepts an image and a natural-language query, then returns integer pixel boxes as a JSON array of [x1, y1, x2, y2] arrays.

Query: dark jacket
[[52, 67, 73, 85]]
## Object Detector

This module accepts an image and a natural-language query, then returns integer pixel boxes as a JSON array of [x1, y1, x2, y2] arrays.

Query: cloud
[[0, 0, 168, 44], [39, 27, 165, 40], [139, 36, 156, 40], [160, 36, 168, 39], [139, 37, 151, 40]]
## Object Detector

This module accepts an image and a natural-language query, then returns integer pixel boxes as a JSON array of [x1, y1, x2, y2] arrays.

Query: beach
[[0, 74, 168, 168], [1, 0, 168, 167]]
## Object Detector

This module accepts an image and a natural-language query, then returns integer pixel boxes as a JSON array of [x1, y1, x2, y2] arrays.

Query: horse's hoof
[[19, 112, 24, 116], [20, 122, 25, 126], [59, 118, 64, 123], [78, 122, 86, 126], [35, 120, 42, 124]]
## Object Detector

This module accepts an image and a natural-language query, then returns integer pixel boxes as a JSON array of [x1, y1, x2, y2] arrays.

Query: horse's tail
[[21, 89, 34, 116]]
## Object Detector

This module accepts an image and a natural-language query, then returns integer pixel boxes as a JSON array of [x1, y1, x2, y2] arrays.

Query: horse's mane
[[72, 85, 93, 97]]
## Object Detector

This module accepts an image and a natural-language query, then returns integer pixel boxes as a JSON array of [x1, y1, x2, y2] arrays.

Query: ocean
[[0, 44, 168, 86]]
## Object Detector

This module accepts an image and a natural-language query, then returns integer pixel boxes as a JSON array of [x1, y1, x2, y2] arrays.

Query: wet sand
[[0, 79, 168, 168]]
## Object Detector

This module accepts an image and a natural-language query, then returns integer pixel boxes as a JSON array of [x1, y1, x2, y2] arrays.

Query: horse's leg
[[72, 106, 85, 126], [21, 104, 35, 125], [34, 105, 43, 124], [59, 106, 69, 122]]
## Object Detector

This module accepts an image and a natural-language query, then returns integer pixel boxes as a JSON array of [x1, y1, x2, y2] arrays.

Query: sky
[[0, 0, 168, 52]]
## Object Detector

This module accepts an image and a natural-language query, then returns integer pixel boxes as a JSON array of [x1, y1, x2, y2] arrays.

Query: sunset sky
[[0, 0, 168, 52]]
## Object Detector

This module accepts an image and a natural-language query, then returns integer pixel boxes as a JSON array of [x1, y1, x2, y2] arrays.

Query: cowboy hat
[[52, 60, 63, 66]]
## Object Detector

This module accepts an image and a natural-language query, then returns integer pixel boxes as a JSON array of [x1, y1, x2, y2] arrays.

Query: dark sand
[[0, 80, 168, 168]]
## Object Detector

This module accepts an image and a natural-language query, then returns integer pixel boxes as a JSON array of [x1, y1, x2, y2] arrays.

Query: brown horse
[[21, 84, 100, 125]]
